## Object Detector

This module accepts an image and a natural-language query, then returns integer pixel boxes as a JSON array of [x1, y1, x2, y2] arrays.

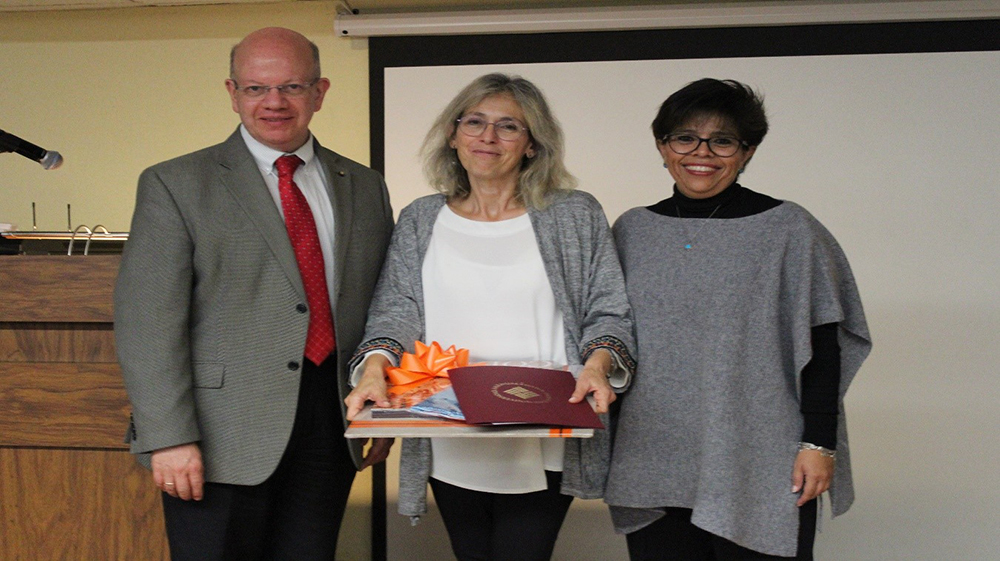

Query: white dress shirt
[[241, 126, 337, 315]]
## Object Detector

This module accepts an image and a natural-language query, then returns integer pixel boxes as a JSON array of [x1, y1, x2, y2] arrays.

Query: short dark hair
[[651, 78, 768, 147]]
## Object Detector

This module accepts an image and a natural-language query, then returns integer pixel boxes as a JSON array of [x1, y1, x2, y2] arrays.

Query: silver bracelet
[[798, 442, 837, 459]]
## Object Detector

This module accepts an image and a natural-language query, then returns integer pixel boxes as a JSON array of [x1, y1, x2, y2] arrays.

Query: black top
[[648, 182, 783, 219], [647, 183, 840, 449]]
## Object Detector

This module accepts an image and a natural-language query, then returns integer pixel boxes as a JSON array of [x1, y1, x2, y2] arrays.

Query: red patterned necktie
[[275, 154, 335, 365]]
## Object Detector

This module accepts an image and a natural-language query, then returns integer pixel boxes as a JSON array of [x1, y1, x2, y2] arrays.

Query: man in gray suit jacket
[[114, 27, 393, 559]]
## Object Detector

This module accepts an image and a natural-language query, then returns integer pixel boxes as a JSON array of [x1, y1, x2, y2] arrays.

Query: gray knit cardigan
[[351, 190, 637, 519]]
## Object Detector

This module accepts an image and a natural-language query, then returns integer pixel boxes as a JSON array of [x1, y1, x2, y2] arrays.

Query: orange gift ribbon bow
[[385, 340, 470, 389]]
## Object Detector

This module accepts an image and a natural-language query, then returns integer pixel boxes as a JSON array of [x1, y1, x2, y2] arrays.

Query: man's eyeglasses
[[231, 79, 319, 99], [662, 134, 748, 157], [455, 116, 529, 141]]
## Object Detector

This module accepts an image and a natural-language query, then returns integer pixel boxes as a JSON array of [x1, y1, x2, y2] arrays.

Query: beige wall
[[0, 1, 370, 233]]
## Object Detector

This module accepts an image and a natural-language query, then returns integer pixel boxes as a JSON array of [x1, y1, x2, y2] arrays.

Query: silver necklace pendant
[[677, 203, 722, 250]]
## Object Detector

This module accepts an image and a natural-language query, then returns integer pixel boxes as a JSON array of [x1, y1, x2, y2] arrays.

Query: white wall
[[382, 50, 1000, 559]]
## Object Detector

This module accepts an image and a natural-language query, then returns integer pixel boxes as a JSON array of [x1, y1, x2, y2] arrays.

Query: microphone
[[0, 129, 63, 170]]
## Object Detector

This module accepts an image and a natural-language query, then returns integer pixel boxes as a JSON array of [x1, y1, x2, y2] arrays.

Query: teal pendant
[[684, 244, 693, 250]]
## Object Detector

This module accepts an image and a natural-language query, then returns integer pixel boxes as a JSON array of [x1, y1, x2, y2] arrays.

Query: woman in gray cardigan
[[344, 73, 636, 561]]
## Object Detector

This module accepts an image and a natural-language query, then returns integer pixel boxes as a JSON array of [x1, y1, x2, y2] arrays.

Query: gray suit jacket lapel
[[218, 130, 306, 302], [314, 142, 354, 302]]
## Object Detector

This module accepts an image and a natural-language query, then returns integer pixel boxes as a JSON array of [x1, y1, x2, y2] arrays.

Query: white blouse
[[425, 205, 567, 494]]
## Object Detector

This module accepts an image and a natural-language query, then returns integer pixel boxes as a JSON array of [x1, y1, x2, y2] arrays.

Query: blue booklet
[[371, 378, 466, 421], [409, 386, 465, 421]]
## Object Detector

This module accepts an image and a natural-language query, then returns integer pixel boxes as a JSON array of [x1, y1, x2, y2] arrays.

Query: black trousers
[[626, 500, 818, 561], [429, 470, 574, 561], [161, 355, 356, 561]]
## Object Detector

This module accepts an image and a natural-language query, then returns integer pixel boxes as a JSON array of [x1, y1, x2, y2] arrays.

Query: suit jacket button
[[296, 304, 307, 313], [287, 361, 300, 371]]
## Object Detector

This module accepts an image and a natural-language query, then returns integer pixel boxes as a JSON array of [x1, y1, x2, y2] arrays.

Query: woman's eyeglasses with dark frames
[[662, 134, 748, 157]]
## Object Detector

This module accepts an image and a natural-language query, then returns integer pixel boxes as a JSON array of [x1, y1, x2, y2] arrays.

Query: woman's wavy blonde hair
[[420, 73, 576, 209]]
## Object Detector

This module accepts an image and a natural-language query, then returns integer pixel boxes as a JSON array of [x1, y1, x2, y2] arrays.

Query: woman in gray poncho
[[605, 78, 872, 559], [344, 73, 636, 561]]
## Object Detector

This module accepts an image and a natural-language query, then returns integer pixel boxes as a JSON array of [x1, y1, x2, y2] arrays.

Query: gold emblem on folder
[[504, 386, 540, 400], [491, 382, 552, 404]]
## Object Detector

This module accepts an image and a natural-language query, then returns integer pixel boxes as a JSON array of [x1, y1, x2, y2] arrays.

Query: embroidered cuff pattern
[[349, 337, 404, 368], [582, 335, 637, 375]]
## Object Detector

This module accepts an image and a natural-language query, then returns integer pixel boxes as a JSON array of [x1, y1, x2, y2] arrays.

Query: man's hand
[[151, 442, 204, 501], [360, 438, 395, 470]]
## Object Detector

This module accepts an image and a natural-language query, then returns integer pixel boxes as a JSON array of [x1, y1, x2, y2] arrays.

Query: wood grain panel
[[0, 255, 120, 323], [0, 322, 117, 363], [0, 362, 130, 449], [0, 448, 169, 560]]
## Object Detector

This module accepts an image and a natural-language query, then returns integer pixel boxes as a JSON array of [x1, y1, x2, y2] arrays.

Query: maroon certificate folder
[[448, 365, 604, 429]]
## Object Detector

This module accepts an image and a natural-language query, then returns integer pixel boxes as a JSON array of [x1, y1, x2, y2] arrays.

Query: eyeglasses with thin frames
[[231, 79, 319, 99], [455, 116, 529, 141]]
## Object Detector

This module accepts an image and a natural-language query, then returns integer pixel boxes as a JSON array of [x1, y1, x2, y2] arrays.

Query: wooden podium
[[0, 255, 169, 559]]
